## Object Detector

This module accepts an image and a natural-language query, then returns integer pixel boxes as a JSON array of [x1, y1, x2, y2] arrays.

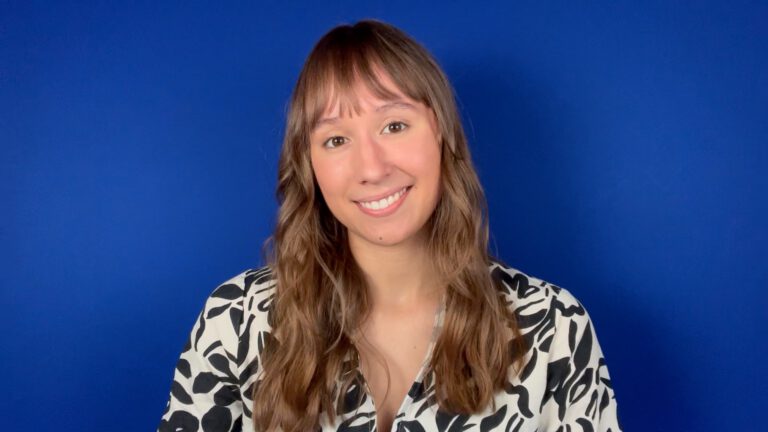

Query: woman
[[159, 20, 621, 432]]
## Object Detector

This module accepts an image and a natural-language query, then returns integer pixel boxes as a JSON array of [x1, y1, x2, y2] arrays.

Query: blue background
[[2, 1, 766, 431]]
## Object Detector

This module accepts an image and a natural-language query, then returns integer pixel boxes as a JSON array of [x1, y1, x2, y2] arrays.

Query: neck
[[349, 230, 443, 309]]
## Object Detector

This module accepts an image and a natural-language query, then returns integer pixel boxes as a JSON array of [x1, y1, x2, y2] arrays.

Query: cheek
[[407, 139, 442, 184], [311, 157, 348, 202], [419, 143, 443, 204]]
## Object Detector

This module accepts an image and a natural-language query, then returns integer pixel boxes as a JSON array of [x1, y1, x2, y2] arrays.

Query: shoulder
[[199, 266, 276, 324], [158, 267, 277, 429], [210, 264, 276, 324], [488, 260, 621, 427], [216, 265, 277, 313], [489, 258, 585, 315], [488, 259, 593, 355], [193, 266, 277, 363], [210, 265, 276, 302]]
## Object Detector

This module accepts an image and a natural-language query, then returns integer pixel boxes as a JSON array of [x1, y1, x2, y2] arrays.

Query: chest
[[356, 307, 439, 431]]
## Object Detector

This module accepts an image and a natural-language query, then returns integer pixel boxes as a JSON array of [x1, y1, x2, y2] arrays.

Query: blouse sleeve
[[541, 288, 622, 432], [157, 279, 247, 432]]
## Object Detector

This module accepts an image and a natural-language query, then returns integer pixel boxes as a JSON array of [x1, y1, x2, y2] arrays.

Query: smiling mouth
[[356, 186, 411, 211]]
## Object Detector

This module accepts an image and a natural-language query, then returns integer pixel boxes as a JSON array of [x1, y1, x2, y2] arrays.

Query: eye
[[382, 121, 408, 134], [322, 136, 347, 149]]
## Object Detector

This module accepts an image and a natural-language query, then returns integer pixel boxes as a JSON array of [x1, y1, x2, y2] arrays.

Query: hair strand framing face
[[254, 20, 526, 431]]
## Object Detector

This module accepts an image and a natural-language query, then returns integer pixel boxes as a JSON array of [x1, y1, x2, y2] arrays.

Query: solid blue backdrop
[[2, 1, 766, 431]]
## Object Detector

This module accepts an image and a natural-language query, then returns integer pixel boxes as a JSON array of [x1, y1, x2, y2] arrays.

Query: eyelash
[[322, 121, 409, 149]]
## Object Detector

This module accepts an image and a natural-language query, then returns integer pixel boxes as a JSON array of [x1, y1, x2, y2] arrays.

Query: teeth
[[360, 187, 406, 210]]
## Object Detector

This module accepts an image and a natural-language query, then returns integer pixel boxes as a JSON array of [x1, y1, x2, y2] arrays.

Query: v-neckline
[[356, 296, 446, 432]]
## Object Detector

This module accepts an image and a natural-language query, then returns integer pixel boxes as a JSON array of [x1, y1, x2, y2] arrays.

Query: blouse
[[158, 261, 622, 431]]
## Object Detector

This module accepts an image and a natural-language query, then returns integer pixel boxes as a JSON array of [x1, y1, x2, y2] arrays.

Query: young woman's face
[[309, 72, 442, 251]]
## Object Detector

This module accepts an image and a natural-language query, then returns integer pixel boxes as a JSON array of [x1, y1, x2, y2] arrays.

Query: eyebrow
[[314, 100, 417, 129]]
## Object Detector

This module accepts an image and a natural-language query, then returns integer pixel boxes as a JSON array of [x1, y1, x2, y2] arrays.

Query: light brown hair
[[253, 19, 526, 431]]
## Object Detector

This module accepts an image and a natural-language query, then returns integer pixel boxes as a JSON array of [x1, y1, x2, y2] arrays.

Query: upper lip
[[354, 186, 411, 203]]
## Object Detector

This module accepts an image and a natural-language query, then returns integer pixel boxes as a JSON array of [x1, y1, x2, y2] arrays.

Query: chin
[[368, 236, 407, 247], [353, 226, 423, 248]]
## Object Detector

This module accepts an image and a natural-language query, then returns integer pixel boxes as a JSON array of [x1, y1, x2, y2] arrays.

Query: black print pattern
[[158, 262, 621, 431]]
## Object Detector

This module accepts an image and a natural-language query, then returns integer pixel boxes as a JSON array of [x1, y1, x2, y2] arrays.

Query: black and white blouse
[[158, 261, 622, 431]]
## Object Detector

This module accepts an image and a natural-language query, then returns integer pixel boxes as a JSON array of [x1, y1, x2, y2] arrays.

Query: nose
[[353, 133, 391, 185]]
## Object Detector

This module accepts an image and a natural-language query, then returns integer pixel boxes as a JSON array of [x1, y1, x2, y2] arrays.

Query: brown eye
[[382, 121, 408, 134], [323, 136, 347, 148]]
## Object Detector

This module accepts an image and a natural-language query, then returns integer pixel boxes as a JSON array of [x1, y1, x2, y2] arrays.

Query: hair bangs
[[301, 28, 432, 136]]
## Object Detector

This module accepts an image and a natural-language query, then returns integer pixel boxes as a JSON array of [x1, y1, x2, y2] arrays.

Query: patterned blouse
[[158, 261, 622, 431]]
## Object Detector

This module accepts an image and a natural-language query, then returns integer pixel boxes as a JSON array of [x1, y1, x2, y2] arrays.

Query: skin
[[309, 71, 446, 430]]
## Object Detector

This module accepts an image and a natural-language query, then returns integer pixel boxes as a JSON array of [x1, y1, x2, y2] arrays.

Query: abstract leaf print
[[158, 263, 621, 431]]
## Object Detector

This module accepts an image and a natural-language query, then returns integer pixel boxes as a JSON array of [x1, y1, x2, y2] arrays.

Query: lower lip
[[355, 187, 411, 217]]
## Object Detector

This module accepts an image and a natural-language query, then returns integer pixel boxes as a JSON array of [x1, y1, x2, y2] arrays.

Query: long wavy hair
[[252, 19, 526, 431]]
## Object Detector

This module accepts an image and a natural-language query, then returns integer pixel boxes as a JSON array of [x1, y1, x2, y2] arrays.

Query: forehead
[[308, 67, 421, 131], [324, 72, 407, 114], [321, 85, 412, 119]]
